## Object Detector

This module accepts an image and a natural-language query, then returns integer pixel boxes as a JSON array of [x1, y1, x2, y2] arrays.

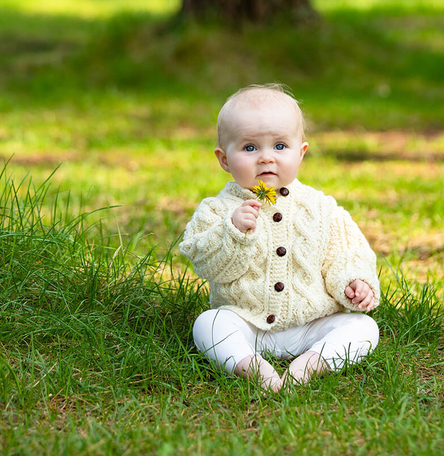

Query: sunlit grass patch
[[310, 130, 444, 161], [0, 0, 181, 18], [315, 0, 444, 14]]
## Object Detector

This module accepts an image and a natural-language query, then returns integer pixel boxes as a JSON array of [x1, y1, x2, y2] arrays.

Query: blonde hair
[[216, 83, 306, 148]]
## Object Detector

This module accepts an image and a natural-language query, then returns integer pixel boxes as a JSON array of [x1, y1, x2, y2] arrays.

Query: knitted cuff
[[326, 260, 380, 311]]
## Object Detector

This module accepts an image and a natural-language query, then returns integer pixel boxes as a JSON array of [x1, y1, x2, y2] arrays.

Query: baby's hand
[[232, 200, 262, 234], [345, 280, 375, 312]]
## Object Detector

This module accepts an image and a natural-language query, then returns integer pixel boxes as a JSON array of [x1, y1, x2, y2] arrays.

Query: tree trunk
[[180, 0, 316, 23]]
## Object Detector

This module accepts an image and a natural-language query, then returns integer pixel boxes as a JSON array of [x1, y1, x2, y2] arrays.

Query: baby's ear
[[299, 142, 309, 162], [215, 147, 230, 173]]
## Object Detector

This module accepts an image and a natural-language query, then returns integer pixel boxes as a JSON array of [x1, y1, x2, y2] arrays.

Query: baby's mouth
[[259, 171, 277, 176]]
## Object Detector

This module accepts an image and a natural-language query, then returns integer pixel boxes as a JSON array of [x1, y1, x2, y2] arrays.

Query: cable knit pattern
[[180, 179, 380, 332]]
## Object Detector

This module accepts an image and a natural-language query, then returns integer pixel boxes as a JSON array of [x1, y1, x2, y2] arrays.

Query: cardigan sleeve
[[321, 206, 380, 310], [179, 197, 261, 283]]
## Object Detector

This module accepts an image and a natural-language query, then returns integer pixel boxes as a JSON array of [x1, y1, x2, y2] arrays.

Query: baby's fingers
[[365, 297, 376, 312], [358, 293, 373, 310], [368, 299, 375, 312], [345, 285, 355, 299], [240, 205, 261, 218], [242, 199, 262, 212], [353, 280, 366, 298], [243, 212, 259, 224]]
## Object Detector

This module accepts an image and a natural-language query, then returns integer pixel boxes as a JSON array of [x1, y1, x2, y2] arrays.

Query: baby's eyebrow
[[239, 137, 257, 144], [271, 137, 290, 144]]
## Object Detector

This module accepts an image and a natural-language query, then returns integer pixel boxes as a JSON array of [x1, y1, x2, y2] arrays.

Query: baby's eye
[[244, 145, 256, 152], [275, 143, 286, 151]]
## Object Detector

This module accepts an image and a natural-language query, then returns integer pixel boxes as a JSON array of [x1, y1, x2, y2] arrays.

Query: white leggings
[[193, 309, 379, 373]]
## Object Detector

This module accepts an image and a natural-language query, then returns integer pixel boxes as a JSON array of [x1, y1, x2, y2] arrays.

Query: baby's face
[[215, 100, 308, 191]]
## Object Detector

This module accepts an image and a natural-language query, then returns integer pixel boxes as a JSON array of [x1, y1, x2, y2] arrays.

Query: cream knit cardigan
[[180, 179, 380, 332]]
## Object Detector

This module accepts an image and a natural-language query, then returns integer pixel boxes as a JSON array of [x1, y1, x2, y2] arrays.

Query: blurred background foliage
[[0, 0, 443, 286]]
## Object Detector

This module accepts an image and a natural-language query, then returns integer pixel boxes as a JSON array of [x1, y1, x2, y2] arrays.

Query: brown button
[[273, 212, 283, 222], [266, 314, 275, 324], [274, 282, 284, 292], [276, 247, 286, 257], [280, 187, 289, 196]]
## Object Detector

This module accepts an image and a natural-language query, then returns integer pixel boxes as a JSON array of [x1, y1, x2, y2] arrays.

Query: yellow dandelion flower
[[252, 180, 277, 205]]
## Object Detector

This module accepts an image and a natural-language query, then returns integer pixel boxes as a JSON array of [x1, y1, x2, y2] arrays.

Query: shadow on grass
[[316, 148, 444, 163]]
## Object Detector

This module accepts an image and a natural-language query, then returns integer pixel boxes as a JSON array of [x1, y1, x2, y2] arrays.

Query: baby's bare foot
[[261, 377, 283, 393], [282, 351, 330, 386]]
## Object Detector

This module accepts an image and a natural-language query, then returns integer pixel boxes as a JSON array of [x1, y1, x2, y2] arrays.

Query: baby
[[180, 84, 380, 392]]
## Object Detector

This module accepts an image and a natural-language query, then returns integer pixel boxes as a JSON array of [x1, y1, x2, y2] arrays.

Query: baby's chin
[[253, 175, 287, 190], [235, 175, 295, 191]]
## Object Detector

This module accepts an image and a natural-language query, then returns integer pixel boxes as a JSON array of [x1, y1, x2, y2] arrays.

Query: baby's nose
[[258, 150, 275, 163]]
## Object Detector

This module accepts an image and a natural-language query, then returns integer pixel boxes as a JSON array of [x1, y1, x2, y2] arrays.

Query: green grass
[[0, 162, 443, 455], [0, 0, 443, 453]]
